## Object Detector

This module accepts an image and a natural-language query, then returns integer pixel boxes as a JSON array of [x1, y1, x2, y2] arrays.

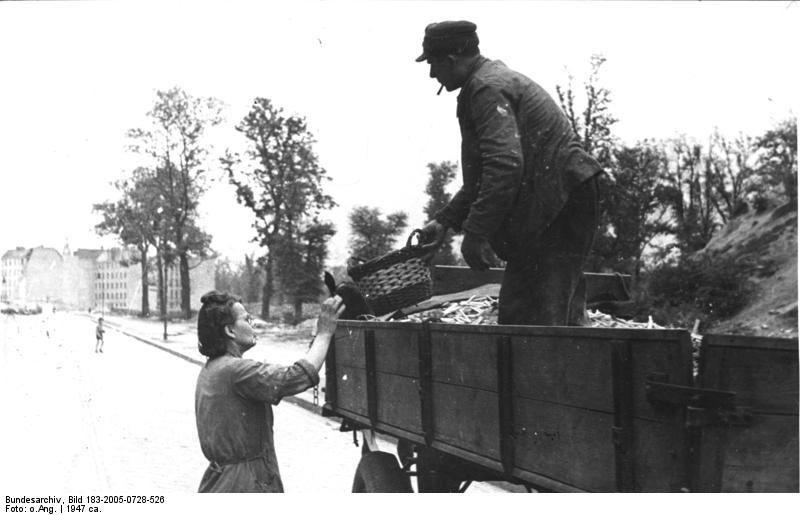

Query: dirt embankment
[[698, 202, 797, 338]]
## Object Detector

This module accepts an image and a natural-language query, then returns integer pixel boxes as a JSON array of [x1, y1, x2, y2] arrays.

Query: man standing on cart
[[417, 20, 604, 326]]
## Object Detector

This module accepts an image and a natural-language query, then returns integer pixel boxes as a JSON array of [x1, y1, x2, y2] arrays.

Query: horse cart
[[321, 266, 798, 492]]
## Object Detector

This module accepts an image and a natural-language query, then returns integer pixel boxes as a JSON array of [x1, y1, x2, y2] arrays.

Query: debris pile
[[399, 295, 498, 324], [390, 297, 679, 331], [586, 310, 663, 329]]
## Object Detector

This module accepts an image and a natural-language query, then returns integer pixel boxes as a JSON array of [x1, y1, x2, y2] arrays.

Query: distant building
[[94, 247, 142, 313], [1, 244, 215, 314], [1, 247, 27, 302], [63, 247, 102, 310], [23, 246, 64, 304]]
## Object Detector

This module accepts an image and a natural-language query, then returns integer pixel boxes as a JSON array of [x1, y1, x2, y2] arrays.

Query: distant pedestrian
[[194, 290, 345, 493], [95, 317, 105, 353]]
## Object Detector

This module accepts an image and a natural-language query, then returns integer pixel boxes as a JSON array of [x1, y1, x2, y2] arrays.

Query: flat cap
[[415, 20, 479, 62]]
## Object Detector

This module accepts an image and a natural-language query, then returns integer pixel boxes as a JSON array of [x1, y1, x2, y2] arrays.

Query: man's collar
[[457, 55, 489, 100], [464, 55, 489, 82]]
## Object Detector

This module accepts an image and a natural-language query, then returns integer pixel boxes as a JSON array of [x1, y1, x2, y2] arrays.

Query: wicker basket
[[347, 230, 438, 316]]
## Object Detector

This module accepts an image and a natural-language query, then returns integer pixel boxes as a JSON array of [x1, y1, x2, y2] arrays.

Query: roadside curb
[[87, 314, 324, 415]]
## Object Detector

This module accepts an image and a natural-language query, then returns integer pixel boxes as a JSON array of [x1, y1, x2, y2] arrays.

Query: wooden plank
[[704, 334, 798, 351], [513, 397, 616, 491], [511, 335, 614, 412], [431, 382, 501, 459], [431, 331, 498, 391], [372, 326, 420, 377], [365, 330, 377, 425], [696, 414, 799, 492], [510, 332, 690, 418], [696, 336, 799, 492], [629, 333, 694, 420], [513, 398, 689, 492], [335, 364, 368, 417], [497, 336, 515, 476], [324, 333, 338, 410], [611, 340, 635, 491], [376, 373, 423, 433], [631, 417, 691, 492], [333, 326, 366, 368], [699, 345, 798, 413]]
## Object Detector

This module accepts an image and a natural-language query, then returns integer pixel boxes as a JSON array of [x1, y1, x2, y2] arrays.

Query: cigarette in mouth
[[437, 84, 444, 95]]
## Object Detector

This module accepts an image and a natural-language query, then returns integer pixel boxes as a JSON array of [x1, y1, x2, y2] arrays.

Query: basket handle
[[406, 229, 442, 261]]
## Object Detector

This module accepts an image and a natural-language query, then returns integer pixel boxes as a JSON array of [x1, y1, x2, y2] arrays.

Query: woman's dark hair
[[197, 291, 242, 359]]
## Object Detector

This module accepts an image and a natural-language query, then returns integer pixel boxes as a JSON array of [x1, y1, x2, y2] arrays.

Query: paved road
[[1, 312, 519, 494], [1, 312, 361, 493]]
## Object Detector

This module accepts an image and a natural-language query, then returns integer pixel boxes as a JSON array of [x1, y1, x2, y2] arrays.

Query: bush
[[642, 255, 753, 327]]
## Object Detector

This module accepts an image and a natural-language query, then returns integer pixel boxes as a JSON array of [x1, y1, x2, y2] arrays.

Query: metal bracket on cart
[[645, 373, 754, 427]]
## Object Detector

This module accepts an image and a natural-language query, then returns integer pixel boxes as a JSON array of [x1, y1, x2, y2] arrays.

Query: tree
[[423, 161, 458, 265], [275, 219, 336, 323], [661, 136, 720, 253], [224, 97, 336, 319], [556, 54, 618, 272], [348, 206, 409, 260], [596, 141, 673, 278], [705, 131, 757, 222], [752, 117, 797, 206], [93, 167, 164, 317], [556, 54, 617, 169], [214, 254, 264, 303], [128, 87, 222, 318]]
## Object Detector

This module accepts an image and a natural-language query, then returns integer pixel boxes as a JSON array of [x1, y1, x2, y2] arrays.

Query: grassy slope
[[697, 202, 798, 338]]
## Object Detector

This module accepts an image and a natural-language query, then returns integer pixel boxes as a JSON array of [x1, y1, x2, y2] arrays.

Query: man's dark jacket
[[436, 57, 602, 261]]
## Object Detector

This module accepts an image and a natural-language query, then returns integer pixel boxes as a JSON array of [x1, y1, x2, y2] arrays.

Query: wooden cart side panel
[[697, 414, 799, 492], [509, 333, 692, 419], [335, 364, 368, 417], [511, 336, 614, 412], [376, 373, 423, 434], [431, 383, 501, 459], [430, 332, 498, 391], [509, 332, 691, 492], [631, 415, 691, 492], [333, 327, 366, 368], [513, 398, 616, 491], [695, 335, 799, 492], [373, 327, 422, 377], [699, 341, 798, 413], [629, 334, 694, 420]]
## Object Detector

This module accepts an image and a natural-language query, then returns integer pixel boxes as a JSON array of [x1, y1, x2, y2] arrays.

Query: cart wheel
[[352, 451, 413, 493]]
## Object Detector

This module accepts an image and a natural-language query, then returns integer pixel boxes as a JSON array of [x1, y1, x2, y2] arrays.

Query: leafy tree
[[556, 53, 617, 168], [661, 137, 720, 253], [752, 117, 797, 206], [588, 141, 673, 278], [423, 161, 458, 265], [215, 254, 264, 303], [93, 167, 165, 317], [348, 206, 408, 261], [224, 97, 336, 319], [215, 258, 239, 296], [556, 54, 619, 272], [275, 219, 336, 323], [704, 131, 757, 222], [128, 87, 222, 318]]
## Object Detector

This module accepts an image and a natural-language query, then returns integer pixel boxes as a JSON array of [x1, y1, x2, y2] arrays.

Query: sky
[[0, 0, 797, 267]]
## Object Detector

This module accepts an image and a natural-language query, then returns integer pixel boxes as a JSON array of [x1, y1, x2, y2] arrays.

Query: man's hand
[[420, 220, 448, 246], [420, 220, 449, 262], [461, 232, 492, 271]]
